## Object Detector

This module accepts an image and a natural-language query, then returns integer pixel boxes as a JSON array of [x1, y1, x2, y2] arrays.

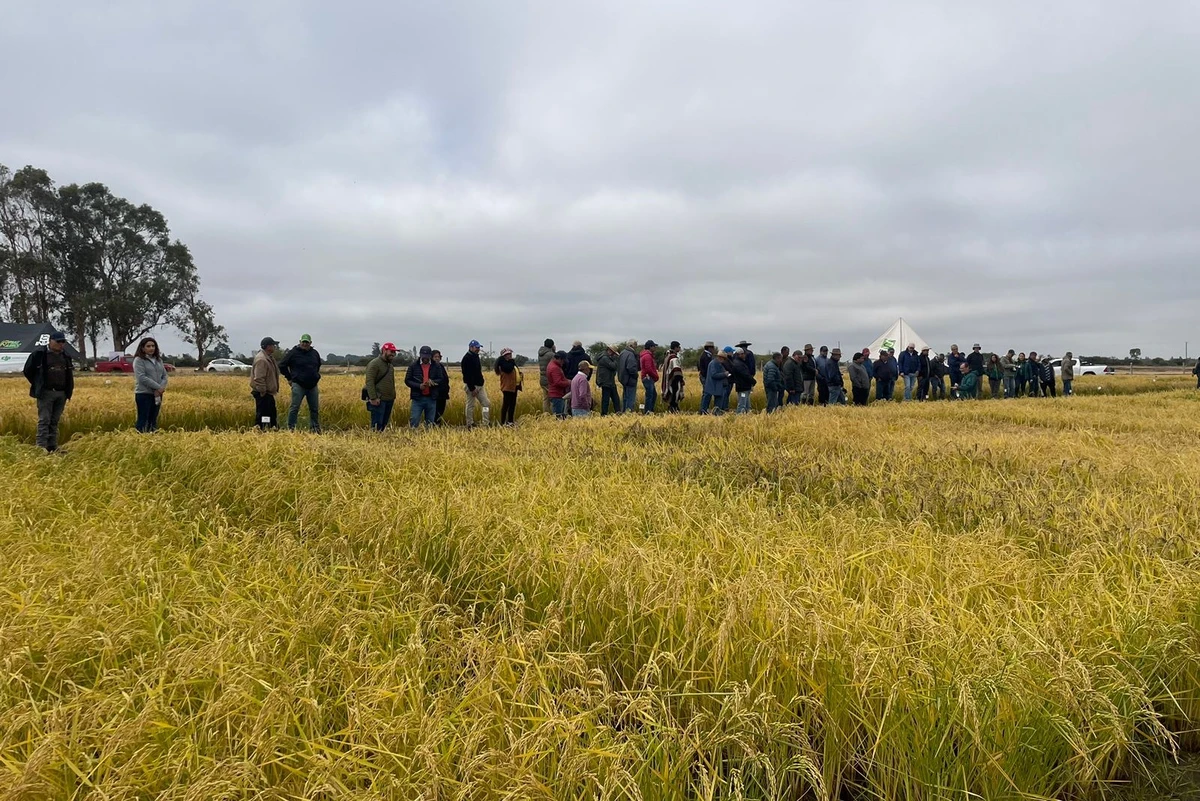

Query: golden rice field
[[2, 373, 1200, 799]]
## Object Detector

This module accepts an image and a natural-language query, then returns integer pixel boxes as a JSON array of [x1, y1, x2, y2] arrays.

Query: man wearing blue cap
[[461, 340, 490, 427], [23, 330, 74, 452]]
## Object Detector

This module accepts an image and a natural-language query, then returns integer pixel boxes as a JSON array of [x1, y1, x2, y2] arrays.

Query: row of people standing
[[538, 339, 686, 417]]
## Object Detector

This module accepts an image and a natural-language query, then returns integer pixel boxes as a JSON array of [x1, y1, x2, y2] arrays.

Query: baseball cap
[[382, 342, 397, 352], [644, 340, 658, 349], [469, 339, 482, 348], [49, 331, 67, 342], [722, 346, 735, 354], [419, 345, 432, 357], [260, 336, 279, 349], [299, 334, 312, 343]]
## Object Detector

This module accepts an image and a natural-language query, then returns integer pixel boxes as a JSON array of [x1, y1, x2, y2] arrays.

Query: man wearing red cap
[[363, 342, 397, 431]]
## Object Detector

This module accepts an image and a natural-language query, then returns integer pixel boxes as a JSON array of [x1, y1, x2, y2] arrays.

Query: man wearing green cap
[[279, 334, 322, 432]]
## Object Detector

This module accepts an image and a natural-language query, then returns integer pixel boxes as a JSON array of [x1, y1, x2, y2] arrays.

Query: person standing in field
[[729, 346, 755, 413], [596, 343, 620, 416], [945, 345, 963, 397], [661, 341, 685, 413], [967, 344, 985, 381], [916, 346, 931, 401], [250, 336, 281, 430], [23, 330, 73, 452], [861, 348, 875, 397], [763, 352, 784, 413], [737, 340, 756, 378], [697, 341, 715, 385], [848, 352, 871, 406], [565, 340, 588, 380], [872, 350, 892, 401], [782, 349, 802, 406], [279, 333, 321, 432], [1061, 351, 1076, 396], [986, 354, 1003, 399], [461, 339, 490, 428], [132, 337, 168, 433], [431, 350, 451, 424], [405, 345, 445, 428], [494, 347, 521, 426], [363, 342, 397, 431], [898, 343, 920, 401], [546, 349, 572, 418], [957, 362, 979, 399], [538, 338, 555, 414], [570, 360, 594, 417], [1016, 353, 1029, 396], [1000, 349, 1018, 398], [825, 348, 847, 405], [639, 340, 659, 413], [1192, 360, 1200, 389], [1025, 351, 1041, 397], [799, 344, 819, 404], [929, 353, 947, 400], [618, 340, 639, 413], [1039, 354, 1057, 398], [815, 345, 830, 405], [703, 349, 732, 415]]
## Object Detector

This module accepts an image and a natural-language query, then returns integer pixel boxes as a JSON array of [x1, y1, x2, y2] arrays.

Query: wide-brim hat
[[736, 340, 752, 348]]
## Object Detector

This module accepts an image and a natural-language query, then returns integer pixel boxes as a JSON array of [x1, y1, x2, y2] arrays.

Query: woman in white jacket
[[133, 337, 168, 432]]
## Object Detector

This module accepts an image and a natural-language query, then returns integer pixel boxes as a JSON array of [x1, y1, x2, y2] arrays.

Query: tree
[[1129, 347, 1141, 375], [371, 342, 381, 357], [0, 165, 59, 324], [210, 342, 232, 360], [171, 286, 227, 368], [514, 353, 530, 367], [587, 341, 609, 363]]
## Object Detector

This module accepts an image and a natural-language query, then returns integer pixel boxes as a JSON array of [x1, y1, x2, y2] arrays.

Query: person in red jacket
[[639, 340, 660, 414], [545, 350, 571, 419]]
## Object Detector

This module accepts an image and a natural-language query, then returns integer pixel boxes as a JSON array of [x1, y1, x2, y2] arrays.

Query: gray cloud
[[2, 0, 1197, 358]]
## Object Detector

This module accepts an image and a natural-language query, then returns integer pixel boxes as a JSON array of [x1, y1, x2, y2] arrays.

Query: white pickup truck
[[1050, 358, 1114, 379]]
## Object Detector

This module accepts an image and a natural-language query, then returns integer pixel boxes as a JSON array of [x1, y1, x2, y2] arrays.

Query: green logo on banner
[[881, 338, 896, 351], [0, 340, 21, 350]]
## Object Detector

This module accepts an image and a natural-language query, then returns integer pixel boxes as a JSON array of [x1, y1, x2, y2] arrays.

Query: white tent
[[867, 318, 930, 355]]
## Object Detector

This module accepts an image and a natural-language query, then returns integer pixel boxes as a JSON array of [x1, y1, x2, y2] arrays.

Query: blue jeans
[[288, 383, 320, 431], [367, 400, 394, 431], [715, 391, 729, 414], [786, 391, 801, 405], [736, 391, 751, 414], [409, 396, 436, 428], [1062, 379, 1073, 396], [135, 393, 161, 432], [622, 384, 637, 413], [572, 408, 590, 417], [828, 387, 847, 405], [721, 387, 732, 411], [642, 377, 657, 413], [550, 397, 566, 418], [1003, 376, 1017, 398], [700, 392, 713, 414], [766, 389, 784, 413], [876, 379, 895, 401], [600, 386, 620, 415], [902, 374, 917, 401]]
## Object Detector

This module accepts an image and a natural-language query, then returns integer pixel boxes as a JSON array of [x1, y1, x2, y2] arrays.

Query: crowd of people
[[19, 330, 1088, 451]]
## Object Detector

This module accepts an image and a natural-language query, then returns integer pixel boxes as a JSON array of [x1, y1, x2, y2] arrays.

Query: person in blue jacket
[[702, 349, 732, 414], [898, 343, 921, 401]]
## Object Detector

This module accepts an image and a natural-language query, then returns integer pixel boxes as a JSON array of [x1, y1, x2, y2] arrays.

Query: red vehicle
[[94, 355, 176, 373]]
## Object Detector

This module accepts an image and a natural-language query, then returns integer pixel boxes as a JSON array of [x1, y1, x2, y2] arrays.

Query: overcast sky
[[2, 1, 1198, 358]]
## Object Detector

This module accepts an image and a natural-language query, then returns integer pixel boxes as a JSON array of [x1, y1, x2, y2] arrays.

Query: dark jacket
[[564, 345, 588, 380], [617, 347, 639, 387], [697, 349, 713, 379], [461, 351, 485, 390], [742, 348, 756, 377], [728, 357, 756, 392], [931, 357, 948, 378], [1040, 361, 1055, 384], [762, 359, 783, 392], [799, 354, 818, 381], [782, 357, 802, 391], [898, 348, 920, 375], [848, 361, 870, 390], [824, 357, 844, 388], [967, 351, 985, 375], [874, 355, 898, 382], [917, 353, 930, 378], [596, 351, 618, 389], [404, 359, 450, 400], [947, 352, 966, 380], [23, 347, 74, 400], [279, 346, 322, 389]]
